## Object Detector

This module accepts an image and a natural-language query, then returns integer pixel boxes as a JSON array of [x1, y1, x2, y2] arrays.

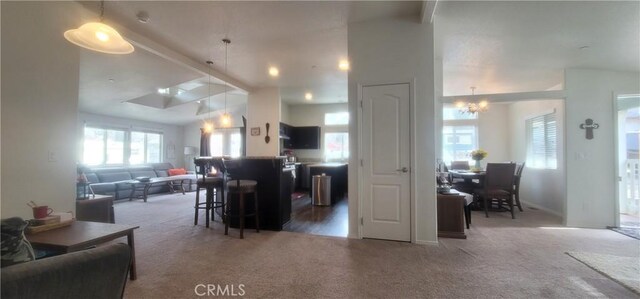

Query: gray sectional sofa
[[80, 163, 196, 200]]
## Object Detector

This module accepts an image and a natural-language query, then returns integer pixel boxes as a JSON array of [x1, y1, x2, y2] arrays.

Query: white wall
[[348, 18, 437, 243], [246, 87, 280, 156], [1, 2, 82, 219], [508, 100, 565, 216], [286, 103, 349, 161], [478, 104, 510, 165], [565, 68, 640, 228], [77, 112, 185, 168], [280, 102, 290, 124]]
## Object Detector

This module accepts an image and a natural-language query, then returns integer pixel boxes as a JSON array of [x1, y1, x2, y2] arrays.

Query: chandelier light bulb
[[269, 67, 279, 77]]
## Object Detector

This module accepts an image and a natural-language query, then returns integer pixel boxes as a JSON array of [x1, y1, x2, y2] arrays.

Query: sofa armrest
[[1, 243, 131, 299]]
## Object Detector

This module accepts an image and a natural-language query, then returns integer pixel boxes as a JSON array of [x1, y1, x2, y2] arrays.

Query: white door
[[361, 83, 411, 241]]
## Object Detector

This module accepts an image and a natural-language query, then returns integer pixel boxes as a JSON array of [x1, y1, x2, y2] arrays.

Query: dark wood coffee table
[[27, 221, 139, 280]]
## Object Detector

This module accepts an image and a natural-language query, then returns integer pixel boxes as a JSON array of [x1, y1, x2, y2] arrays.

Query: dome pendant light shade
[[64, 22, 134, 54]]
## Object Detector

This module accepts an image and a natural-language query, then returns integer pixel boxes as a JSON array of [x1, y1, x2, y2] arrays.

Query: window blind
[[526, 113, 557, 169]]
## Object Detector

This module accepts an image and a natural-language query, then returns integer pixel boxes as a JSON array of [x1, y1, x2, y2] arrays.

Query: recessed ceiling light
[[268, 67, 279, 77], [157, 88, 169, 95], [305, 92, 313, 100], [108, 78, 115, 83], [196, 100, 201, 104], [338, 59, 350, 71]]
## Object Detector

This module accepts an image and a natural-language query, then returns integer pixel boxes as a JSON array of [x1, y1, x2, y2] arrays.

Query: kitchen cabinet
[[292, 126, 321, 149], [280, 123, 321, 150]]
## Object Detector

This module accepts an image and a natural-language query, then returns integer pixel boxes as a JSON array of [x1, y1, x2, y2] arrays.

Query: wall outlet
[[575, 152, 586, 160], [48, 151, 57, 162]]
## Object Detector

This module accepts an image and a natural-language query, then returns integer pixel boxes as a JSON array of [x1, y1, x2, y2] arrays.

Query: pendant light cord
[[207, 60, 213, 127], [223, 39, 230, 115], [99, 0, 105, 22]]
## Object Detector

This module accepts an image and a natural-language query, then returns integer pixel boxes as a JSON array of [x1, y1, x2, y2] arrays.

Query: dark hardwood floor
[[283, 192, 348, 237]]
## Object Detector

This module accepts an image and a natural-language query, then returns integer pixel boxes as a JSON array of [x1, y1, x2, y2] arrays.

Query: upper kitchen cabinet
[[279, 122, 294, 149], [280, 123, 321, 150], [292, 126, 321, 149]]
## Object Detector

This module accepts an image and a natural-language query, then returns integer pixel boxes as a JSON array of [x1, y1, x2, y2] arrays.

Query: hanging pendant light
[[220, 38, 232, 128], [64, 1, 134, 54], [203, 60, 215, 133]]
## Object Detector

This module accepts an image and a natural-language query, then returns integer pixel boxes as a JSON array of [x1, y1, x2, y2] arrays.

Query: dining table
[[448, 169, 486, 185]]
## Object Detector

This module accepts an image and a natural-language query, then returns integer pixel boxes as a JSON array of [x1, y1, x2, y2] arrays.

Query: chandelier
[[455, 87, 488, 114]]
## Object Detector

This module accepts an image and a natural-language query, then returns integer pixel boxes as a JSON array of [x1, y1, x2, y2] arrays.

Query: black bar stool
[[222, 159, 259, 239], [193, 158, 225, 228]]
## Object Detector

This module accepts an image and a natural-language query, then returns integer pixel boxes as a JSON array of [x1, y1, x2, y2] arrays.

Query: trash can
[[312, 174, 331, 206]]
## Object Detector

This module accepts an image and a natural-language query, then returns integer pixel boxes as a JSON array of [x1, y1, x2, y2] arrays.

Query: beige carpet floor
[[567, 252, 640, 295], [113, 192, 640, 298]]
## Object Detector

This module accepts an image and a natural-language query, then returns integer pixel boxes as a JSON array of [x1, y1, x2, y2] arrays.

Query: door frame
[[612, 91, 640, 227], [356, 80, 416, 242]]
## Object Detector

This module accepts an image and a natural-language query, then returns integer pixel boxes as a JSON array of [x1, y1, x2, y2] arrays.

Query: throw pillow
[[1, 217, 35, 267], [167, 168, 187, 176]]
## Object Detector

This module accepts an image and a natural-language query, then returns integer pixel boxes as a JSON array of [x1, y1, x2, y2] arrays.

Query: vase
[[474, 159, 482, 170]]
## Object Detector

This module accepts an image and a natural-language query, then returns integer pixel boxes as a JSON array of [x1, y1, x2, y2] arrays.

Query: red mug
[[32, 206, 53, 219]]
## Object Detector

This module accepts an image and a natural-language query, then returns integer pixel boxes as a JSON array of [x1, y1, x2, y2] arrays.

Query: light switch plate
[[48, 151, 57, 162]]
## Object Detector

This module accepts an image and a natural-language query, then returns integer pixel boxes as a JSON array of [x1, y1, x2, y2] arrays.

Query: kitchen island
[[196, 156, 292, 231]]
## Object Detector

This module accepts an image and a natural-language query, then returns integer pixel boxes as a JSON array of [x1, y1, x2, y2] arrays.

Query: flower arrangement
[[470, 149, 488, 161]]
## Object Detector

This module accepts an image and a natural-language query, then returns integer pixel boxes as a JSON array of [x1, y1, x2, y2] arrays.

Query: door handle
[[396, 167, 409, 173]]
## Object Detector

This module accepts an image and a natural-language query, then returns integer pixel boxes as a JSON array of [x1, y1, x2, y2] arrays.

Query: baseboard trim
[[521, 200, 563, 218], [414, 239, 439, 246]]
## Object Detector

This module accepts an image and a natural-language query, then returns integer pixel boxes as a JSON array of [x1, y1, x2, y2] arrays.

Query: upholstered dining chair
[[449, 160, 475, 193], [450, 161, 471, 170], [513, 162, 526, 212], [474, 163, 517, 219]]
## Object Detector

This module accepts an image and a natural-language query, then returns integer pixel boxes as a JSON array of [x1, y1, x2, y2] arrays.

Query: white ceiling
[[77, 1, 639, 124], [76, 1, 421, 125], [437, 1, 640, 96]]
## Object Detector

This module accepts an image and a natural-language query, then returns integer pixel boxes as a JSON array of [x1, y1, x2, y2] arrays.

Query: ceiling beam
[[440, 90, 566, 103], [116, 27, 253, 93], [76, 2, 253, 93], [420, 1, 438, 24]]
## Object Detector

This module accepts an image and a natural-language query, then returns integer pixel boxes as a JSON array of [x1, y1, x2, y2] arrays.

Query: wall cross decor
[[579, 118, 599, 140]]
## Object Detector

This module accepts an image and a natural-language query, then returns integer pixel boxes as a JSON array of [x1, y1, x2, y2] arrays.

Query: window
[[443, 107, 477, 120], [210, 134, 224, 156], [129, 131, 163, 164], [83, 126, 163, 166], [230, 133, 242, 158], [83, 127, 126, 165], [324, 132, 349, 160], [324, 112, 349, 125], [442, 126, 477, 163], [209, 128, 242, 157], [526, 113, 557, 169]]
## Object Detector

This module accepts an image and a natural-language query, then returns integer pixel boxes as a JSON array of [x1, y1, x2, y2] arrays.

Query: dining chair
[[474, 163, 517, 219], [513, 162, 526, 212], [450, 161, 470, 170]]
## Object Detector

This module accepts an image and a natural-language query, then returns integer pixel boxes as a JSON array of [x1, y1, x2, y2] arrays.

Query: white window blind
[[526, 113, 557, 169]]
